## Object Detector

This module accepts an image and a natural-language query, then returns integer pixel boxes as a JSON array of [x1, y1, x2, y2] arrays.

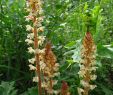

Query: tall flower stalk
[[78, 32, 97, 95], [25, 0, 59, 94], [25, 0, 44, 95], [43, 42, 60, 94]]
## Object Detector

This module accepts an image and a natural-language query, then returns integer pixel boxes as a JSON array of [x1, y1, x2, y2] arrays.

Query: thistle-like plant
[[78, 32, 97, 95]]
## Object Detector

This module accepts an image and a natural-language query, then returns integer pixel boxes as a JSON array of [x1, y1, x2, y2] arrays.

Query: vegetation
[[0, 0, 113, 95]]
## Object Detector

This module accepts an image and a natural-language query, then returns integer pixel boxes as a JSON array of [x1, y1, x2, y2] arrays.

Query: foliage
[[0, 81, 17, 95], [0, 0, 113, 95], [21, 87, 38, 95]]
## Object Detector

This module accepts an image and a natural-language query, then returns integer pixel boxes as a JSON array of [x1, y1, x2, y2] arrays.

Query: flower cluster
[[78, 32, 97, 95]]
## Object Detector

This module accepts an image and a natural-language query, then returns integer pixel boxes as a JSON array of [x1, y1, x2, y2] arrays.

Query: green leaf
[[64, 41, 76, 49], [101, 84, 113, 95], [66, 59, 74, 68], [21, 87, 38, 95], [72, 39, 82, 63], [97, 44, 113, 59]]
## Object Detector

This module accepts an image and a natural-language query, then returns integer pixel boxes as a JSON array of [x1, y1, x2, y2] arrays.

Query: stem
[[50, 78, 53, 95], [36, 54, 42, 95], [26, 1, 43, 94], [32, 0, 42, 93], [33, 18, 42, 95], [32, 1, 42, 94]]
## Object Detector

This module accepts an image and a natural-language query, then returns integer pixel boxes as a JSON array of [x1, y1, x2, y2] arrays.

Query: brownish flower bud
[[45, 42, 56, 67], [61, 81, 70, 95]]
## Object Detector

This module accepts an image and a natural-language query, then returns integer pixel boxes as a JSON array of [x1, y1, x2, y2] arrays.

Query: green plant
[[21, 87, 38, 95], [0, 81, 17, 95], [0, 0, 113, 95]]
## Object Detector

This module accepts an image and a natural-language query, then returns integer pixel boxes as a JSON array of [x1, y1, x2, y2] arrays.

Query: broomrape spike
[[43, 42, 60, 94], [78, 32, 97, 95], [25, 0, 44, 95]]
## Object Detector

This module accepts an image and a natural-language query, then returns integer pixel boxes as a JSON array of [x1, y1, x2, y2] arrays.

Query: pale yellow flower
[[38, 36, 45, 41], [90, 66, 98, 72], [78, 70, 86, 77], [25, 15, 33, 21], [39, 61, 46, 70], [54, 72, 60, 77], [29, 64, 36, 70], [41, 82, 48, 88], [28, 47, 35, 54], [35, 49, 45, 54], [25, 39, 33, 45], [38, 16, 44, 22], [37, 36, 45, 46], [90, 75, 97, 80], [77, 87, 84, 95], [28, 58, 35, 64], [37, 27, 44, 32], [53, 90, 60, 95], [33, 76, 39, 82], [26, 25, 32, 31], [79, 64, 85, 70], [90, 85, 97, 90], [81, 80, 89, 87], [27, 33, 34, 39]]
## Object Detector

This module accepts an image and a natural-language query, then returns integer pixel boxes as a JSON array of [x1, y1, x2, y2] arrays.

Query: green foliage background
[[0, 0, 113, 95]]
